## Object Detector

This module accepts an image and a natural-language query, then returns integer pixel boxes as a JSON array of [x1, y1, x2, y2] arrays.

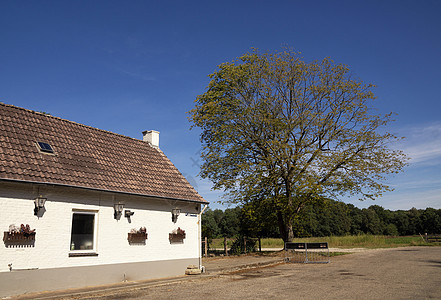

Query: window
[[37, 141, 55, 154], [70, 212, 96, 252]]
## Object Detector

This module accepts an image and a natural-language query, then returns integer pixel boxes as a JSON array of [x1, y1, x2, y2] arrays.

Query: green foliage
[[383, 224, 399, 236], [240, 200, 279, 238], [203, 201, 441, 241], [420, 208, 441, 234], [229, 237, 258, 255], [190, 48, 408, 242], [294, 201, 441, 237], [219, 207, 241, 237], [201, 209, 221, 239], [201, 207, 242, 238]]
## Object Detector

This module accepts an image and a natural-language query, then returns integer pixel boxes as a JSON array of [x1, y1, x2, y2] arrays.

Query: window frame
[[36, 141, 56, 155], [69, 209, 98, 257]]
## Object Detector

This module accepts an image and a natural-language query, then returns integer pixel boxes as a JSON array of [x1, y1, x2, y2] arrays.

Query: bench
[[285, 242, 330, 264]]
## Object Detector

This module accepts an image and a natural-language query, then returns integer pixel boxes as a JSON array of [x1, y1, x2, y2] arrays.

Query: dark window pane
[[37, 142, 54, 153], [70, 213, 94, 250]]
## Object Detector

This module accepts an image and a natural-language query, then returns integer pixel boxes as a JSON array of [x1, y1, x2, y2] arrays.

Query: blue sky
[[1, 0, 440, 210]]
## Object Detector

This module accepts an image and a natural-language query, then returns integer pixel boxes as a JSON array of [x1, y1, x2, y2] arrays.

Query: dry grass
[[208, 235, 436, 249]]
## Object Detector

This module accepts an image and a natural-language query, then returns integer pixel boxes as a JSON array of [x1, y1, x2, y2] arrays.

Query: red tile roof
[[0, 103, 206, 203]]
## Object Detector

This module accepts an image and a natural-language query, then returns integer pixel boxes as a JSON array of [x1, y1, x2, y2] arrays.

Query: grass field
[[208, 235, 438, 249]]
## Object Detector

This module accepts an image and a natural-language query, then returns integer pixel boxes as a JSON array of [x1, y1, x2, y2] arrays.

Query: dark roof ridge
[[0, 102, 154, 148]]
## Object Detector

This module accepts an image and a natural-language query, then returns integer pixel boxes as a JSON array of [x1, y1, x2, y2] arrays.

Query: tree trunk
[[277, 211, 287, 242], [286, 220, 294, 242], [284, 179, 294, 243], [277, 211, 294, 246]]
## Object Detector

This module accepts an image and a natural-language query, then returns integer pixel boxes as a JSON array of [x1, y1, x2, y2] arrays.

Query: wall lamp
[[114, 203, 125, 219], [125, 210, 135, 218], [172, 208, 181, 223], [34, 196, 47, 215]]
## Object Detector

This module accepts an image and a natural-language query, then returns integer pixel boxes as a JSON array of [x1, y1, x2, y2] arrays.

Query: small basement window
[[37, 141, 54, 154], [70, 212, 96, 252]]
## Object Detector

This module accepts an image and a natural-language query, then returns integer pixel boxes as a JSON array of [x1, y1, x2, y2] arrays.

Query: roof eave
[[0, 178, 209, 204]]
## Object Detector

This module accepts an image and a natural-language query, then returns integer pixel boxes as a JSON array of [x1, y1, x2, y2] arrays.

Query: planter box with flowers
[[3, 224, 36, 245], [128, 227, 148, 244], [169, 227, 186, 242]]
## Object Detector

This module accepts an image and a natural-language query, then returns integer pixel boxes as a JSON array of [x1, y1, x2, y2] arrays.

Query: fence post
[[204, 236, 208, 257], [258, 237, 261, 252], [224, 237, 228, 256]]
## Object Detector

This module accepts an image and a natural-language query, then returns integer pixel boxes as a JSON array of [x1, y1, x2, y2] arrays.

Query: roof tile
[[0, 103, 206, 203]]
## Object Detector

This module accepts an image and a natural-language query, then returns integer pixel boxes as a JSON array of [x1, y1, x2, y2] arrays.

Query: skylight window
[[37, 142, 54, 154]]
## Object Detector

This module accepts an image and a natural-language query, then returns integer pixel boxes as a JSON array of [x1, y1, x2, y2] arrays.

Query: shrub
[[230, 237, 257, 255]]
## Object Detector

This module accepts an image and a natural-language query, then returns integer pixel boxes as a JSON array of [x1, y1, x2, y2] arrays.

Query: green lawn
[[208, 235, 437, 249]]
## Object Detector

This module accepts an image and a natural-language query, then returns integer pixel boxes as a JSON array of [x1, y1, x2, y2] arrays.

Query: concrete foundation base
[[0, 257, 198, 298]]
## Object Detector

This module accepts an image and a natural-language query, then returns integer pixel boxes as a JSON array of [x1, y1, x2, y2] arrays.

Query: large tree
[[189, 49, 408, 242]]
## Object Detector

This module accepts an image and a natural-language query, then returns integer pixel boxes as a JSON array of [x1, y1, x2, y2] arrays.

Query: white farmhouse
[[0, 103, 207, 298]]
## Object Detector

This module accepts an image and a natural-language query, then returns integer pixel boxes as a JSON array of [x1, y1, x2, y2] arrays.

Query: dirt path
[[127, 247, 441, 299], [26, 247, 441, 300]]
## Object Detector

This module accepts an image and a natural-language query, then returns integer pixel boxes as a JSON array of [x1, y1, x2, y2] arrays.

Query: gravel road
[[31, 246, 441, 300]]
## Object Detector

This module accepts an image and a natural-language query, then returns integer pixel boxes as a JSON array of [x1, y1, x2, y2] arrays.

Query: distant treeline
[[202, 200, 441, 239]]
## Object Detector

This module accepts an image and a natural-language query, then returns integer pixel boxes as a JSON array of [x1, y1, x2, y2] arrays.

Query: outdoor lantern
[[34, 196, 47, 215], [114, 203, 125, 219], [124, 210, 134, 218], [172, 208, 181, 223]]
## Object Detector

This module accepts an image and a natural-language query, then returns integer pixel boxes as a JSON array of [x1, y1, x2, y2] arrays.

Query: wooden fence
[[425, 233, 441, 243], [202, 236, 262, 256]]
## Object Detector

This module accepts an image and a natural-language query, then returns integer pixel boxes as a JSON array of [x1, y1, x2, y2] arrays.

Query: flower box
[[128, 232, 148, 243], [169, 227, 186, 242], [169, 233, 186, 241], [3, 231, 36, 242]]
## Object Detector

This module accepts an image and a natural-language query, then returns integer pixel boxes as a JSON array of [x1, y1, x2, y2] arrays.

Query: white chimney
[[142, 130, 160, 148]]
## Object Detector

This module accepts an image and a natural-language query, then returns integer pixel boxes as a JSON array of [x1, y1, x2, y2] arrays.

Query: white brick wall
[[0, 182, 201, 273]]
